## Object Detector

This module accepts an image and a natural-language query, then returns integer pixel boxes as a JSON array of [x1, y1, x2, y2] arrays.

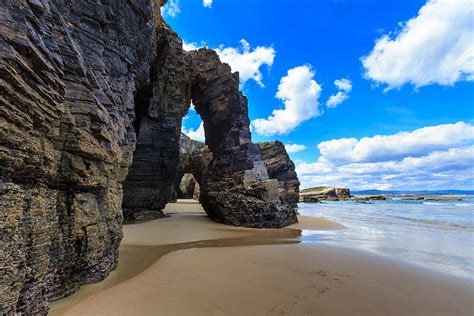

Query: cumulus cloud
[[203, 0, 212, 8], [318, 122, 474, 164], [334, 78, 352, 92], [183, 122, 205, 142], [215, 39, 275, 87], [182, 41, 202, 51], [296, 122, 474, 190], [182, 39, 274, 87], [285, 144, 307, 153], [252, 65, 322, 136], [326, 78, 352, 108], [361, 0, 474, 89], [161, 0, 180, 18]]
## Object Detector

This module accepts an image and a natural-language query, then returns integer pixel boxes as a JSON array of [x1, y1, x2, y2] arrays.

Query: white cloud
[[361, 0, 474, 89], [215, 39, 275, 87], [162, 0, 180, 18], [326, 78, 352, 108], [318, 122, 474, 164], [284, 144, 307, 153], [295, 122, 474, 190], [203, 0, 212, 8], [334, 78, 352, 93], [182, 41, 201, 51], [252, 65, 322, 136], [182, 122, 205, 142], [326, 92, 348, 108], [182, 39, 274, 87]]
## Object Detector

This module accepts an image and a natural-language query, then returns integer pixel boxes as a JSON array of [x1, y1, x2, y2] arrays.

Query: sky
[[163, 0, 474, 190]]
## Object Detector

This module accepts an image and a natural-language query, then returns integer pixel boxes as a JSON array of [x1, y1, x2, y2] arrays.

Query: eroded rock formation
[[258, 141, 300, 212], [0, 0, 157, 313], [0, 0, 299, 313], [122, 23, 191, 221], [123, 25, 298, 228], [177, 173, 198, 199], [177, 133, 209, 186], [300, 186, 351, 202]]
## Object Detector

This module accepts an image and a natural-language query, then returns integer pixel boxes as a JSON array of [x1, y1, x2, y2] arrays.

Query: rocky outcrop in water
[[300, 186, 351, 202], [1, 0, 299, 312], [352, 195, 386, 201]]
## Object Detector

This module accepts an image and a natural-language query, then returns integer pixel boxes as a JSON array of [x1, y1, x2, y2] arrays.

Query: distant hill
[[351, 189, 474, 195]]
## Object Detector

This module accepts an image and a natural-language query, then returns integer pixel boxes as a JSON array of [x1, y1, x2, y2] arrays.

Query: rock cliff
[[0, 0, 299, 313], [1, 0, 157, 313]]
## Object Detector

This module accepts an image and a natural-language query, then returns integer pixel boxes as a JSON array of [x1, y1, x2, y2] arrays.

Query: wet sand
[[50, 200, 474, 316]]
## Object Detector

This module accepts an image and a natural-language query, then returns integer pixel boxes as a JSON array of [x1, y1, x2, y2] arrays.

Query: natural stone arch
[[122, 23, 297, 227], [188, 50, 297, 227], [172, 133, 210, 201]]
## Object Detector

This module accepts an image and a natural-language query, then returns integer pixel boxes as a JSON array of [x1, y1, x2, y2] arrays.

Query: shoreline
[[50, 200, 473, 316]]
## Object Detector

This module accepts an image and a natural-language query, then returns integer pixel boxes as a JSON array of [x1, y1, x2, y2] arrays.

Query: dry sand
[[50, 200, 474, 316]]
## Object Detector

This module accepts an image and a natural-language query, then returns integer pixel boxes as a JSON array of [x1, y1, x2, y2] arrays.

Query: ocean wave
[[388, 215, 474, 232], [455, 203, 472, 207]]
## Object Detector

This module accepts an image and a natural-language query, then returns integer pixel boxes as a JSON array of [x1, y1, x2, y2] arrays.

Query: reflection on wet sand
[[50, 224, 302, 315]]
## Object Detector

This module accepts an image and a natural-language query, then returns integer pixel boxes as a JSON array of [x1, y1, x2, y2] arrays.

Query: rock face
[[177, 173, 198, 199], [122, 25, 298, 228], [300, 187, 351, 202], [177, 133, 209, 186], [1, 0, 300, 312], [122, 23, 191, 221], [258, 141, 300, 212], [175, 134, 209, 201], [193, 182, 201, 200], [0, 0, 157, 313], [190, 48, 298, 228]]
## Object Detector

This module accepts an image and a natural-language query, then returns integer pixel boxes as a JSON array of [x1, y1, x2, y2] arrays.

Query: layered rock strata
[[123, 25, 298, 228], [122, 23, 191, 221], [300, 186, 351, 202], [1, 0, 300, 313], [177, 133, 209, 187], [258, 141, 300, 212], [0, 0, 157, 313]]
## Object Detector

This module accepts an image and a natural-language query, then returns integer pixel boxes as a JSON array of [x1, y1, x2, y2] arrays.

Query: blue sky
[[164, 0, 474, 190]]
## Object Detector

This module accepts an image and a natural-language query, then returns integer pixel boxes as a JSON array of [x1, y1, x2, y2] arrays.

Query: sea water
[[299, 196, 474, 279]]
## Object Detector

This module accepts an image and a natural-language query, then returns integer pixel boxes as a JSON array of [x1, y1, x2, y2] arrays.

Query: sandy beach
[[50, 200, 473, 316]]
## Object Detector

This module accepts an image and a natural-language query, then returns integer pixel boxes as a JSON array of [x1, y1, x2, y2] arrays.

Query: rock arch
[[0, 0, 299, 312], [123, 24, 298, 227]]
